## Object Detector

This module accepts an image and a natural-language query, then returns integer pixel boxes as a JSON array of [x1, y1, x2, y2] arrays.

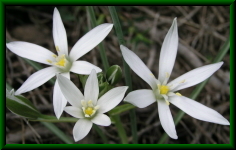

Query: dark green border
[[1, 0, 234, 149], [0, 0, 235, 5]]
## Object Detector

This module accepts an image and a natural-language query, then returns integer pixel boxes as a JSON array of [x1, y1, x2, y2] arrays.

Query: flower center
[[85, 107, 94, 115], [81, 100, 99, 118], [47, 53, 72, 72], [55, 55, 66, 67], [160, 85, 169, 94]]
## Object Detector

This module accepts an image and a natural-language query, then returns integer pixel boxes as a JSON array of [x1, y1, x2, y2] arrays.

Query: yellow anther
[[160, 85, 169, 94], [56, 46, 60, 52], [56, 55, 66, 66], [150, 74, 154, 77], [47, 60, 52, 63], [166, 72, 170, 78], [165, 100, 170, 105], [85, 107, 94, 115], [52, 54, 57, 58], [175, 92, 182, 96], [180, 79, 186, 83]]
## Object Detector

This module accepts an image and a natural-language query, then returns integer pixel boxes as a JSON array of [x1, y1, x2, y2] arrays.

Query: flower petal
[[70, 61, 102, 75], [157, 100, 178, 139], [120, 45, 157, 90], [57, 74, 84, 108], [53, 8, 68, 56], [169, 96, 230, 125], [84, 69, 99, 104], [167, 62, 223, 91], [91, 113, 111, 126], [6, 41, 55, 65], [15, 67, 59, 95], [73, 119, 93, 142], [69, 23, 113, 61], [158, 18, 178, 83], [53, 79, 68, 119], [64, 106, 84, 119], [97, 86, 128, 113], [124, 89, 156, 108]]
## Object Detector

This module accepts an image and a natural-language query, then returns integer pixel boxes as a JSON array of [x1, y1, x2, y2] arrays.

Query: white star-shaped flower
[[6, 7, 113, 119], [57, 69, 128, 142], [120, 18, 229, 139]]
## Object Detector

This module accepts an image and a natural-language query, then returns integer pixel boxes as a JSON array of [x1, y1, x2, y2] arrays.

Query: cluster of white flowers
[[6, 8, 229, 142]]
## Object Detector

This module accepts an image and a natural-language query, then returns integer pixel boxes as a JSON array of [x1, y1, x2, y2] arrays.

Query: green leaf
[[6, 89, 41, 119], [78, 74, 89, 89], [108, 104, 135, 116], [106, 65, 122, 85], [98, 82, 113, 98]]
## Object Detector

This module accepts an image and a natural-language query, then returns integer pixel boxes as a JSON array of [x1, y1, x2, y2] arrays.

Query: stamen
[[56, 46, 60, 52], [162, 94, 170, 105], [179, 80, 186, 83], [175, 92, 182, 96], [81, 100, 86, 107], [47, 60, 52, 63], [94, 105, 100, 110], [166, 72, 170, 78], [169, 79, 186, 91], [52, 54, 57, 58]]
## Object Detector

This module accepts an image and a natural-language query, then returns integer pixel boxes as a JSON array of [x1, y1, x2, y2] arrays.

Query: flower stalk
[[108, 6, 138, 144]]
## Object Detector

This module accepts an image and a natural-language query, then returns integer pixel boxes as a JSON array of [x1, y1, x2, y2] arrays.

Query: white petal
[[15, 67, 59, 95], [158, 18, 178, 83], [69, 23, 113, 61], [6, 41, 55, 65], [157, 100, 178, 139], [124, 89, 156, 108], [53, 8, 68, 56], [169, 96, 230, 125], [84, 69, 99, 104], [97, 86, 128, 113], [64, 106, 84, 119], [73, 119, 93, 142], [53, 79, 68, 119], [70, 61, 102, 75], [91, 113, 111, 126], [167, 62, 223, 91], [57, 74, 84, 108], [120, 45, 157, 90]]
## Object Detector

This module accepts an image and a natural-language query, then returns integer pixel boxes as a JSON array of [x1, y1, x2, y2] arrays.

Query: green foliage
[[6, 89, 41, 119], [106, 65, 122, 86]]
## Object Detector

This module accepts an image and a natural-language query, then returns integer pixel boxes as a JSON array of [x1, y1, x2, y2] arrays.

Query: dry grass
[[6, 6, 230, 144]]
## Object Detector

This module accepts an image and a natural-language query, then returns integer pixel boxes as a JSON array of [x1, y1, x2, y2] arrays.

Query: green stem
[[30, 115, 78, 123], [157, 38, 230, 144], [87, 6, 109, 71], [93, 124, 109, 144], [41, 122, 74, 144], [112, 115, 128, 144], [108, 6, 137, 144]]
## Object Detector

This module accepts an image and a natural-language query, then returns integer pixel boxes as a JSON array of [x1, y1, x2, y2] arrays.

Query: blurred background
[[6, 6, 230, 144]]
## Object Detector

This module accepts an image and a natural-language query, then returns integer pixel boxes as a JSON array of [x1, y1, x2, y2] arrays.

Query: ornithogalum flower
[[6, 8, 113, 119], [57, 70, 128, 142], [120, 18, 229, 139]]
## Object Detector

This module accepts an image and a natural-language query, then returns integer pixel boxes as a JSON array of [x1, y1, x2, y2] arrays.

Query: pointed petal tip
[[171, 135, 178, 139]]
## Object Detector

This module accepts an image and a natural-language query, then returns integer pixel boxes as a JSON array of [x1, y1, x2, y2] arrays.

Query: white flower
[[57, 69, 128, 142], [6, 8, 113, 119], [120, 18, 229, 139]]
